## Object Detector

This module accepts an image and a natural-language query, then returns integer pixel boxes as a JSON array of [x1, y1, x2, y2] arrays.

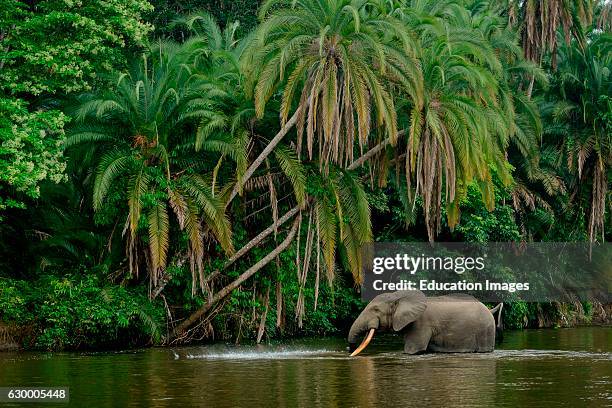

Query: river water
[[0, 327, 610, 407]]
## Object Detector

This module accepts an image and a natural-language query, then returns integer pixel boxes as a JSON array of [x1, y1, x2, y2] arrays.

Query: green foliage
[[0, 0, 154, 220], [541, 33, 611, 243], [396, 1, 535, 238], [502, 301, 532, 329], [148, 0, 260, 39], [0, 99, 67, 215], [275, 279, 361, 337], [1, 0, 153, 96], [0, 275, 164, 350], [454, 182, 522, 243], [68, 42, 240, 288]]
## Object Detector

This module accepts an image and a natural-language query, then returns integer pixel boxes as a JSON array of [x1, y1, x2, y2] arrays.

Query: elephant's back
[[426, 295, 494, 322], [431, 293, 480, 303]]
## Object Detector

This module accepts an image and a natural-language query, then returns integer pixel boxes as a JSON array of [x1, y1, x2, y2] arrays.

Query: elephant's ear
[[392, 291, 427, 331]]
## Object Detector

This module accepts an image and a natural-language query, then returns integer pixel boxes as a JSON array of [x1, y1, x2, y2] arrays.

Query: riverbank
[[2, 272, 610, 352], [1, 302, 610, 352]]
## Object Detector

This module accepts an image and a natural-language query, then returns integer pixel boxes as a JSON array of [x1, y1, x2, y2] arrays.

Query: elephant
[[348, 291, 503, 356]]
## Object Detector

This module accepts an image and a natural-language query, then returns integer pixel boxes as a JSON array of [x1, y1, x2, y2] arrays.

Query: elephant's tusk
[[350, 329, 375, 357]]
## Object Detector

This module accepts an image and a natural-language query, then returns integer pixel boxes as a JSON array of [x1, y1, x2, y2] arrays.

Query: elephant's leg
[[475, 322, 495, 352], [402, 321, 431, 354]]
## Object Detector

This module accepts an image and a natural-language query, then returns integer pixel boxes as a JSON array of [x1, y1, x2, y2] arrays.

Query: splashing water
[[184, 349, 338, 360]]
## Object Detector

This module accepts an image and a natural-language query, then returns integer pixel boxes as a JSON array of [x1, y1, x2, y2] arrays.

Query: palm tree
[[505, 0, 592, 66], [206, 0, 416, 286], [504, 0, 594, 98], [354, 1, 519, 240], [173, 12, 255, 194], [67, 41, 237, 293], [545, 33, 611, 242], [468, 2, 564, 240], [244, 0, 423, 169], [170, 1, 409, 336]]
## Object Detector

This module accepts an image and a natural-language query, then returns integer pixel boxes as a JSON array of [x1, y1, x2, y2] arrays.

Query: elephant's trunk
[[348, 315, 367, 349], [347, 313, 379, 355]]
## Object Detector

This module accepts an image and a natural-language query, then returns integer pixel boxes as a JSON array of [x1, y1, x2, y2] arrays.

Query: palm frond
[[148, 201, 170, 280]]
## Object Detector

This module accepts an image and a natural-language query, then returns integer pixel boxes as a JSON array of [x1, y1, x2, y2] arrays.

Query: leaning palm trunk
[[169, 217, 300, 342], [227, 106, 303, 205], [347, 134, 401, 170], [224, 204, 302, 268], [194, 204, 302, 291]]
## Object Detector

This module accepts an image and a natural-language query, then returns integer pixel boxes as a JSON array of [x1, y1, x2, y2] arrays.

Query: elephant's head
[[348, 290, 427, 356]]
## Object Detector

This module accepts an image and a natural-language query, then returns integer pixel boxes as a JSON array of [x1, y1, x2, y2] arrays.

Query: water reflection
[[0, 328, 609, 407]]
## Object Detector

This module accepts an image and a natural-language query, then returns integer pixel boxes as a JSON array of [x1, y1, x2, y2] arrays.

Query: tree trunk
[[256, 287, 271, 343], [347, 130, 404, 171], [169, 217, 300, 341], [526, 74, 535, 100], [227, 107, 303, 204], [275, 278, 284, 329], [224, 205, 301, 268], [200, 204, 301, 288]]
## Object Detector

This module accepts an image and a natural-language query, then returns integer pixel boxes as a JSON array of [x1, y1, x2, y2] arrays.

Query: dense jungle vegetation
[[0, 0, 610, 350]]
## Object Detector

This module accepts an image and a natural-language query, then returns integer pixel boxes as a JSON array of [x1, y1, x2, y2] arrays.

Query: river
[[0, 327, 610, 407]]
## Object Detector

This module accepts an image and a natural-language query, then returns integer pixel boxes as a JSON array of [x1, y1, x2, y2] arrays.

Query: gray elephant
[[348, 291, 503, 356]]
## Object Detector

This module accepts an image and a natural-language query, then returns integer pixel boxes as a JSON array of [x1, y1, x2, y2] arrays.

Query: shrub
[[0, 274, 164, 350]]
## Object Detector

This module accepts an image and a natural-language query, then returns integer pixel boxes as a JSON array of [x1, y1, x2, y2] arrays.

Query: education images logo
[[369, 253, 530, 293]]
